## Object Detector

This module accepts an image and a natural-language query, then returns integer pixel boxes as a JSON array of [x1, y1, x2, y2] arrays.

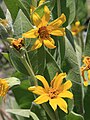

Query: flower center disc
[[38, 26, 49, 39], [49, 88, 59, 99]]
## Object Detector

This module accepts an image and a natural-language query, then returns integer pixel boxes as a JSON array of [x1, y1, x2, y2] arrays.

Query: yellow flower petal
[[49, 13, 66, 29], [84, 81, 88, 87], [71, 22, 85, 36], [63, 80, 72, 91], [28, 86, 36, 91], [75, 21, 80, 27], [50, 73, 58, 86], [41, 6, 50, 26], [57, 98, 68, 113], [35, 75, 49, 91], [30, 5, 36, 14], [22, 28, 38, 38], [49, 37, 55, 45], [88, 70, 90, 80], [34, 94, 49, 104], [71, 31, 77, 36], [53, 73, 66, 90], [58, 91, 73, 99], [43, 39, 56, 49], [31, 39, 42, 50], [50, 28, 65, 36], [49, 98, 57, 111], [33, 13, 43, 27], [38, 0, 46, 6], [28, 86, 45, 95]]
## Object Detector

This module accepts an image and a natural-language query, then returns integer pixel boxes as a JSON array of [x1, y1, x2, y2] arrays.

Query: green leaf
[[30, 111, 40, 120], [66, 28, 75, 50], [66, 111, 84, 120], [12, 79, 34, 109], [45, 48, 62, 81], [0, 23, 8, 39], [0, 7, 5, 18], [60, 0, 75, 26], [4, 0, 29, 21], [9, 48, 29, 75], [84, 22, 90, 56], [6, 109, 39, 120], [84, 86, 90, 120], [6, 77, 20, 88], [2, 52, 10, 62], [49, 37, 65, 67], [62, 37, 84, 114], [13, 9, 33, 38], [28, 46, 46, 75], [75, 0, 87, 23]]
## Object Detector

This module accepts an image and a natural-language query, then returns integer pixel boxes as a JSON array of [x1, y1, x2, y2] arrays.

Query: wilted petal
[[34, 94, 49, 104]]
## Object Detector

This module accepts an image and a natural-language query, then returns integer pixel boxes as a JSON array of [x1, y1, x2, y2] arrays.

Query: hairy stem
[[21, 54, 38, 86]]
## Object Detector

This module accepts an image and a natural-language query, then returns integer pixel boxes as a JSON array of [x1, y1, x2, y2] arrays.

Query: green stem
[[57, 0, 61, 17], [55, 110, 59, 120], [20, 55, 38, 86], [25, 49, 32, 68], [42, 103, 57, 120]]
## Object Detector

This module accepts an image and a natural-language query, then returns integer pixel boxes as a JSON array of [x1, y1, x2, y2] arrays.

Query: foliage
[[0, 0, 89, 120]]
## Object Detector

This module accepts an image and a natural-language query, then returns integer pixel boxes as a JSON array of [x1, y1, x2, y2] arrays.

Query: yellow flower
[[30, 0, 46, 14], [71, 21, 85, 36], [23, 6, 66, 50], [11, 38, 24, 50], [28, 73, 73, 113], [81, 56, 90, 86], [0, 79, 9, 97]]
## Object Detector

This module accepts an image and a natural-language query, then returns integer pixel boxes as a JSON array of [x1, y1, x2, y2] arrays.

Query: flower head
[[71, 21, 85, 36], [28, 73, 73, 113], [23, 6, 66, 50], [81, 56, 90, 86], [0, 79, 9, 97], [11, 38, 24, 50]]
